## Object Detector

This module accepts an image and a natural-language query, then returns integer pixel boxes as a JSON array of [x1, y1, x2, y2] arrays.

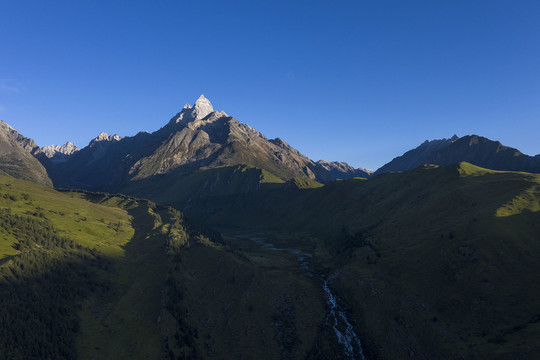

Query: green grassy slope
[[164, 234, 327, 359], [0, 210, 108, 359], [0, 175, 133, 261], [316, 163, 540, 359], [0, 174, 331, 359], [75, 190, 330, 359], [0, 175, 196, 359], [145, 162, 540, 359], [221, 162, 540, 359], [0, 175, 135, 359], [3, 161, 539, 359], [121, 164, 285, 210]]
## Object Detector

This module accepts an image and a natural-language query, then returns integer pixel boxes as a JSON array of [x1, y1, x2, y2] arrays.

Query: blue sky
[[1, 0, 539, 170]]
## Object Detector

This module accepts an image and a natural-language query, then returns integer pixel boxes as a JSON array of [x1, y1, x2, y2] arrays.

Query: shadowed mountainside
[[151, 161, 540, 359], [376, 135, 540, 175]]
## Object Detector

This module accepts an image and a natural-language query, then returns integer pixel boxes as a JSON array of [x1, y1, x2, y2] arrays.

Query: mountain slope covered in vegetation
[[181, 162, 540, 359], [0, 175, 338, 359]]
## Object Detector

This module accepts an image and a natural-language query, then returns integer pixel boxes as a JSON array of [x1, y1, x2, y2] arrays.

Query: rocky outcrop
[[167, 95, 224, 126], [42, 142, 79, 163], [0, 120, 53, 186], [90, 132, 122, 146]]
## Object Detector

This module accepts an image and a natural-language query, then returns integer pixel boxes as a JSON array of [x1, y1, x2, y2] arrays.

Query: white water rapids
[[323, 280, 367, 360], [236, 234, 368, 359]]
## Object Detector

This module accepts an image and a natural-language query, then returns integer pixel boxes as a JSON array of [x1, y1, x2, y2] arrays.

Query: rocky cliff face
[[130, 96, 376, 184], [132, 96, 371, 182], [0, 120, 53, 186], [130, 112, 319, 181]]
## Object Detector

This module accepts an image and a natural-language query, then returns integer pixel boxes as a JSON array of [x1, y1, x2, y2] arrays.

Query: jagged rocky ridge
[[314, 160, 372, 182], [3, 96, 540, 192], [51, 95, 370, 191], [42, 142, 79, 163]]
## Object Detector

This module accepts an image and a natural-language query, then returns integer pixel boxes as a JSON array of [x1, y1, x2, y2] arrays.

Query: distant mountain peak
[[169, 95, 223, 126], [96, 132, 110, 141], [42, 141, 79, 162], [375, 134, 540, 175], [192, 94, 213, 120], [90, 132, 122, 146], [43, 141, 79, 157], [375, 135, 462, 175], [314, 160, 373, 181]]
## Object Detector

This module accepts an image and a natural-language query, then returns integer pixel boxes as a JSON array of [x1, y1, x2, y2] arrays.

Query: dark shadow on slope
[[0, 211, 109, 360], [74, 199, 173, 360]]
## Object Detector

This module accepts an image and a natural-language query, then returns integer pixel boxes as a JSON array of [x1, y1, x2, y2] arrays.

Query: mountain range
[[3, 94, 540, 197], [38, 95, 370, 192], [1, 96, 540, 359]]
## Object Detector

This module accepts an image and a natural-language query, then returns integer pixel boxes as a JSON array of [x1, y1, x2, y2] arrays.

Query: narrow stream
[[237, 234, 368, 359], [323, 280, 367, 360]]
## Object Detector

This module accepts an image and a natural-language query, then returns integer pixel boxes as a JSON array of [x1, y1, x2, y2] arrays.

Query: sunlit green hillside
[[0, 174, 330, 359], [0, 174, 213, 359]]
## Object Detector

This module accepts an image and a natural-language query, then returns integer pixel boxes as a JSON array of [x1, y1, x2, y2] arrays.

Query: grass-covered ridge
[[0, 174, 136, 359], [0, 174, 221, 359], [0, 175, 133, 261]]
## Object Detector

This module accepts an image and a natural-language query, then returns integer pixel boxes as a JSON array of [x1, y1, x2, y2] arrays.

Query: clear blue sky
[[1, 0, 539, 170]]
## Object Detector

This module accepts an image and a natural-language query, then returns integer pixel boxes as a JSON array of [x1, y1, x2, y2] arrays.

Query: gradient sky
[[1, 0, 539, 170]]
